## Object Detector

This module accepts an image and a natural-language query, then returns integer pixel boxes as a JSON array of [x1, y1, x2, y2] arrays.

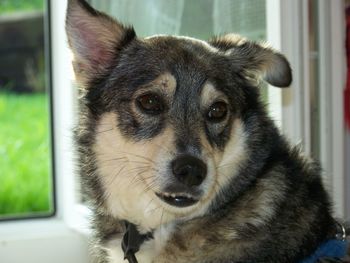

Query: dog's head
[[66, 0, 292, 231]]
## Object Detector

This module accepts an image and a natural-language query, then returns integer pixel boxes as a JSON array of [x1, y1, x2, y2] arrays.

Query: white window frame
[[267, 0, 346, 217], [267, 0, 312, 151], [0, 1, 346, 262], [317, 0, 346, 218]]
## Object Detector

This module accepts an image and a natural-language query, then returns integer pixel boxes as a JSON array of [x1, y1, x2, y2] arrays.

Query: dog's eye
[[136, 93, 165, 115], [207, 101, 228, 122]]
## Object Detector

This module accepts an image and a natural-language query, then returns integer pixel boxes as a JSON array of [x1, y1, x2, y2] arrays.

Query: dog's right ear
[[209, 34, 292, 88], [66, 0, 136, 84]]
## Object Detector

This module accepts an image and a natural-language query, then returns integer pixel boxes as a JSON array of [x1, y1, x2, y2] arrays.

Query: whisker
[[116, 151, 157, 165], [130, 169, 151, 185], [150, 142, 176, 156], [145, 205, 163, 214], [160, 208, 164, 241], [98, 123, 114, 126], [98, 155, 155, 168], [145, 197, 155, 211], [128, 165, 153, 172], [99, 157, 128, 164], [109, 165, 127, 185], [217, 162, 240, 170], [128, 160, 151, 165], [142, 179, 160, 193], [96, 128, 114, 134]]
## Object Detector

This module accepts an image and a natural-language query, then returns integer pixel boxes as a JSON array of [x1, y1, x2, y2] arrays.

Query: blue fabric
[[299, 239, 348, 263]]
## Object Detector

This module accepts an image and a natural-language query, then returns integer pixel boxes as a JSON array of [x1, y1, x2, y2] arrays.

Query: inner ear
[[255, 47, 292, 87], [209, 34, 292, 88], [66, 0, 136, 80], [242, 44, 292, 88]]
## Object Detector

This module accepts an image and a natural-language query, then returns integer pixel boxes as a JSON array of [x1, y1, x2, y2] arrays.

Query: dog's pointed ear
[[66, 0, 136, 83], [209, 34, 292, 87]]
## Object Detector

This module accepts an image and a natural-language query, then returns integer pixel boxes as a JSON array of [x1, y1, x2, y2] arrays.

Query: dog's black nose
[[171, 155, 207, 187]]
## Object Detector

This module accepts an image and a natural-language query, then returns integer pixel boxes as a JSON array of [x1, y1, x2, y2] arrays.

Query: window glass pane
[[0, 0, 54, 219], [90, 0, 266, 40], [309, 0, 320, 160]]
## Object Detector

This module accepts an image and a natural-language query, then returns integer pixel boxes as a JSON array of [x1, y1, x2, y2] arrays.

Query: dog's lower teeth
[[168, 194, 192, 200], [156, 192, 198, 207]]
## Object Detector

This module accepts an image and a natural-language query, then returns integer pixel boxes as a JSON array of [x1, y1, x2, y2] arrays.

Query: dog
[[66, 0, 348, 262]]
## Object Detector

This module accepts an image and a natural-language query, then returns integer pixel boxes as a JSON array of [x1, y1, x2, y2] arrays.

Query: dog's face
[[66, 0, 291, 231]]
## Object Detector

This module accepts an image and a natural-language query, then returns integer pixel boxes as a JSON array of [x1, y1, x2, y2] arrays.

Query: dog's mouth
[[156, 192, 199, 208]]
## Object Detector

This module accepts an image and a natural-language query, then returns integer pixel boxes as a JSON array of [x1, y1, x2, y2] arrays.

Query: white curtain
[[213, 0, 266, 40], [90, 0, 185, 36], [89, 0, 266, 40]]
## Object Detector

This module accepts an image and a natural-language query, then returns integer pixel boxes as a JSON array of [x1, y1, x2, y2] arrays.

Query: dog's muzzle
[[156, 155, 207, 208]]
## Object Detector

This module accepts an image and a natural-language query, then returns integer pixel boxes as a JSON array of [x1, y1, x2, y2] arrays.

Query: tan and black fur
[[66, 1, 342, 262]]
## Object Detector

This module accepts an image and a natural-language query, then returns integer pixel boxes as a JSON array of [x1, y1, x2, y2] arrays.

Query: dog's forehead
[[144, 35, 219, 53], [116, 35, 233, 93], [142, 35, 222, 67]]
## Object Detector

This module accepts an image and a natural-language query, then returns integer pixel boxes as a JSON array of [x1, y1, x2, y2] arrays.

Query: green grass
[[0, 0, 43, 15], [0, 92, 53, 218]]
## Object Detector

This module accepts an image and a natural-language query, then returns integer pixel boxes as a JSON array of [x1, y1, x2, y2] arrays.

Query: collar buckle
[[335, 221, 348, 241]]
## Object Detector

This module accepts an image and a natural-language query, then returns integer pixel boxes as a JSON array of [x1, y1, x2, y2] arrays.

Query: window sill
[[0, 217, 92, 263]]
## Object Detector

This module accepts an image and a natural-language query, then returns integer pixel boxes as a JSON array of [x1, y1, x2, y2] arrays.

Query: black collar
[[121, 221, 153, 263]]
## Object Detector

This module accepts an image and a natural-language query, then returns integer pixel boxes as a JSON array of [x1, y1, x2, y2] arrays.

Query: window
[[89, 0, 265, 40], [0, 0, 54, 219]]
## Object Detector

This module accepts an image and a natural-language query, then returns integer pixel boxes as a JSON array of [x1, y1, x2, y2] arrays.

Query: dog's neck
[[122, 221, 154, 263], [116, 220, 176, 263]]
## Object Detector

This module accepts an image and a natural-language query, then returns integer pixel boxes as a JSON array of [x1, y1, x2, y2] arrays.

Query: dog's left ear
[[209, 34, 292, 87], [66, 0, 136, 84]]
